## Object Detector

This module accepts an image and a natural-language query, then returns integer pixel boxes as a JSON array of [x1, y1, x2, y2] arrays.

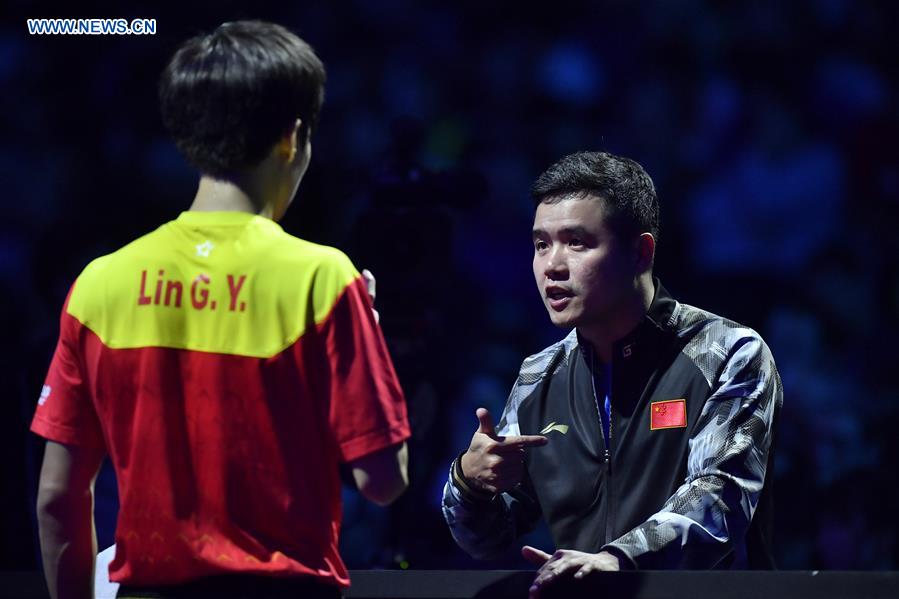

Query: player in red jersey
[[33, 20, 410, 599]]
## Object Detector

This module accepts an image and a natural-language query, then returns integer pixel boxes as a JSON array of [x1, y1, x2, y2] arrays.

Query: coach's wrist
[[453, 451, 495, 503], [601, 546, 637, 570]]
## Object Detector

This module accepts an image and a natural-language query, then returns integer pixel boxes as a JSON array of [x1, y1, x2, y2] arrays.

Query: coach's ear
[[635, 232, 655, 273]]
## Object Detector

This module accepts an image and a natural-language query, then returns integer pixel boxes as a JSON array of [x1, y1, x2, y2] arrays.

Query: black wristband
[[452, 451, 495, 503]]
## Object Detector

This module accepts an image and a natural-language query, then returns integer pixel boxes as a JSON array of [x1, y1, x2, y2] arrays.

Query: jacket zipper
[[606, 364, 614, 545], [590, 347, 615, 544]]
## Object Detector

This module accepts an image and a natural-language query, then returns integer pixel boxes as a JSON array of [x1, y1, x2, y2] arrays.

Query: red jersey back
[[32, 211, 410, 587]]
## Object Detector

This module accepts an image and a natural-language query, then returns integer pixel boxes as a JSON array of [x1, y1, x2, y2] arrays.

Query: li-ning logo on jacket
[[540, 422, 569, 435]]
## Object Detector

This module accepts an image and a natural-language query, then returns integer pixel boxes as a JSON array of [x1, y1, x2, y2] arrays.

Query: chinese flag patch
[[650, 399, 687, 430]]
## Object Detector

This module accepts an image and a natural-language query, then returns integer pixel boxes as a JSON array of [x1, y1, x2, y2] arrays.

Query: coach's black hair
[[531, 151, 660, 241], [159, 20, 326, 178]]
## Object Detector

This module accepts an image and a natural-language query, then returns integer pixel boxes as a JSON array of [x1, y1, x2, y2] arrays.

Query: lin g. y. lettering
[[137, 269, 248, 312]]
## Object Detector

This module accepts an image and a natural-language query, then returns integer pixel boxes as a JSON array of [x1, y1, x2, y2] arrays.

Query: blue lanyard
[[590, 350, 612, 450]]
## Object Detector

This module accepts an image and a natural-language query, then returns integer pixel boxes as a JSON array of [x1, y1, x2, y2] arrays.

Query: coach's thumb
[[475, 408, 496, 436]]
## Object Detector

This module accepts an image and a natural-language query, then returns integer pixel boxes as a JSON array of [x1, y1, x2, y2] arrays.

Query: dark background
[[2, 0, 897, 574]]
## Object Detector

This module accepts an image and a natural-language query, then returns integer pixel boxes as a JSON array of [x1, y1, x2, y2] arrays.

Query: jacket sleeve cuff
[[601, 543, 639, 570], [451, 451, 496, 504]]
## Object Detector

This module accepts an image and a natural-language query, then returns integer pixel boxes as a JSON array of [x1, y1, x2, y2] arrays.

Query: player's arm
[[321, 262, 412, 506], [346, 269, 407, 505], [348, 441, 409, 506], [36, 440, 105, 599], [604, 333, 782, 569]]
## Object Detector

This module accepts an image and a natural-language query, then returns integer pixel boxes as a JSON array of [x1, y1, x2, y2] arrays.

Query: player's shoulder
[[263, 229, 360, 296], [71, 224, 169, 296], [268, 229, 355, 273]]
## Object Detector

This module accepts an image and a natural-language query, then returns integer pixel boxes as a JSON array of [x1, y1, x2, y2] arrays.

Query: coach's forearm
[[37, 484, 97, 599]]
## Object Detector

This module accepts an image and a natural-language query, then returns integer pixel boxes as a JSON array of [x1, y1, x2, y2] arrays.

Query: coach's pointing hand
[[459, 408, 547, 495]]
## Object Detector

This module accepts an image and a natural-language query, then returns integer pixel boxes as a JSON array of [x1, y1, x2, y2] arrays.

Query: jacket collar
[[643, 277, 677, 333], [577, 277, 677, 364]]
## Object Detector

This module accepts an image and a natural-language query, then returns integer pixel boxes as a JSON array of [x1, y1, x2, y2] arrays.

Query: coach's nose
[[542, 245, 568, 280]]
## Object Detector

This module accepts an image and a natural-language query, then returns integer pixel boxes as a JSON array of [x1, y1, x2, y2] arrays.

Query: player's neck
[[188, 175, 276, 219], [578, 276, 655, 364]]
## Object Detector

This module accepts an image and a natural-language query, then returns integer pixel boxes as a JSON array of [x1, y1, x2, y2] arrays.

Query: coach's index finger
[[495, 434, 549, 451]]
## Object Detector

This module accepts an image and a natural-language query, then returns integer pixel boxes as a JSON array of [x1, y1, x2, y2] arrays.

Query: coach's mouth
[[545, 286, 573, 311]]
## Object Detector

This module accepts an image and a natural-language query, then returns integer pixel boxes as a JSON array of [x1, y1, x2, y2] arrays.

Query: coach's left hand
[[522, 545, 620, 598]]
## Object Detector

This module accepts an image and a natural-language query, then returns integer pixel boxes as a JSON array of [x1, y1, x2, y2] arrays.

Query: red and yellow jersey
[[31, 211, 410, 587]]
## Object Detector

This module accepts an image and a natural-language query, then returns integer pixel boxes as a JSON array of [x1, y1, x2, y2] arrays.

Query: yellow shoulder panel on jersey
[[66, 216, 359, 358]]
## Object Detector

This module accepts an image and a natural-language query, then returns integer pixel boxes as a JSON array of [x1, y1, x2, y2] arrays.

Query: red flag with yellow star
[[650, 399, 687, 430]]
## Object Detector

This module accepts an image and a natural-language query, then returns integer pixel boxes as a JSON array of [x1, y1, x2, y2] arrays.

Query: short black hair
[[531, 151, 660, 241], [159, 20, 326, 178]]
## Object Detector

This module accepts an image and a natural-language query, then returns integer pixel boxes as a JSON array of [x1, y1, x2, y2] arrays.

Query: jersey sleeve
[[317, 266, 410, 463], [31, 284, 106, 450]]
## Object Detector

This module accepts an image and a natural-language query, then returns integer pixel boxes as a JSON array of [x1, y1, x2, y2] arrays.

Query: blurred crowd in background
[[2, 0, 897, 572]]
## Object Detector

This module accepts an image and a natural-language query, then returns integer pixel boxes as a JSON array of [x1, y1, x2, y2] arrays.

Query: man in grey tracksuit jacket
[[443, 151, 782, 594]]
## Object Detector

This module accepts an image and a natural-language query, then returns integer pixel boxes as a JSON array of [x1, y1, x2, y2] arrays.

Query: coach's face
[[532, 195, 638, 331]]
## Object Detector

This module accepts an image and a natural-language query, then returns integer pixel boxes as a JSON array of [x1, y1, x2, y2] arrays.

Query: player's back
[[44, 211, 374, 585]]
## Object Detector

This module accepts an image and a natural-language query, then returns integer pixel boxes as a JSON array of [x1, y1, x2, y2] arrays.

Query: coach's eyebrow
[[557, 226, 591, 238], [533, 226, 593, 239]]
